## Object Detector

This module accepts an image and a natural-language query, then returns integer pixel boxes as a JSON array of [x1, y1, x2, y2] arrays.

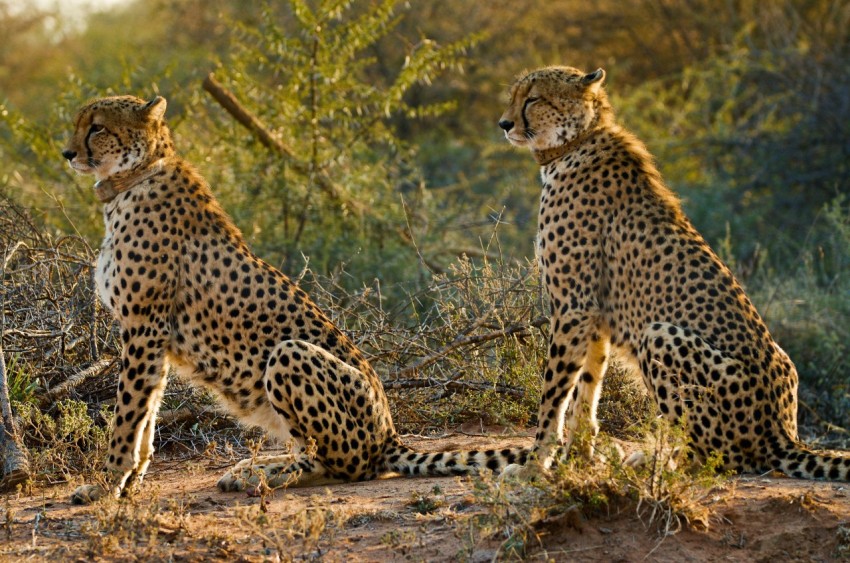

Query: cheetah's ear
[[142, 96, 167, 123], [581, 69, 605, 93]]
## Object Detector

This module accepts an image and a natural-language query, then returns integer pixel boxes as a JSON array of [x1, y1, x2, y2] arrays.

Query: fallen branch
[[0, 438, 29, 491], [0, 343, 30, 491], [43, 357, 116, 402]]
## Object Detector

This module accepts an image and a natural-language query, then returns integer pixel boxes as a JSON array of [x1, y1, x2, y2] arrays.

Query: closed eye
[[524, 97, 540, 107], [89, 123, 104, 134]]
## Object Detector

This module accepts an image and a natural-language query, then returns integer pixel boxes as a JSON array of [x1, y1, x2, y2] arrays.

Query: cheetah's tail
[[382, 439, 530, 477], [773, 436, 850, 481]]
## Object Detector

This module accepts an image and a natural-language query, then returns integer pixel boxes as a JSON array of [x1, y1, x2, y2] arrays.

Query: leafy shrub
[[15, 399, 111, 486]]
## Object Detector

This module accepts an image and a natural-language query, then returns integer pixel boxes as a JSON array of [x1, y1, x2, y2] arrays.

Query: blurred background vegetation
[[0, 0, 848, 448]]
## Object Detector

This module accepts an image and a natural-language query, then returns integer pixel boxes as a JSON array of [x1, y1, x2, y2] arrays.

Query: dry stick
[[0, 241, 31, 489], [388, 315, 549, 380], [383, 377, 525, 399]]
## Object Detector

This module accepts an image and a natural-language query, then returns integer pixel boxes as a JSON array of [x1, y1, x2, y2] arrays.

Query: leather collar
[[533, 127, 603, 166], [94, 160, 165, 203]]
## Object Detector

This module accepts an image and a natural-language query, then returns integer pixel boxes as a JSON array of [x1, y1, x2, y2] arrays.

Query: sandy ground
[[3, 429, 850, 562]]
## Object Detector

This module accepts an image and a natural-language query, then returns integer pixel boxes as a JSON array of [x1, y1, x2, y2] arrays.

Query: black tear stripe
[[521, 97, 536, 133], [84, 128, 95, 163]]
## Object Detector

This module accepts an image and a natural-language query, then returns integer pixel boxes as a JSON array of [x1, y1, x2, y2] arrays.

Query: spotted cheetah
[[498, 66, 849, 480], [60, 95, 527, 503]]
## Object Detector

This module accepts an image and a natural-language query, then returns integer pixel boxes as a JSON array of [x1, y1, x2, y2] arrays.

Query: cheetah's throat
[[533, 127, 604, 166]]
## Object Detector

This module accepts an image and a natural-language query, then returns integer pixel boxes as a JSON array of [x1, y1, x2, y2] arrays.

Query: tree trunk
[[0, 239, 30, 490], [0, 341, 30, 490]]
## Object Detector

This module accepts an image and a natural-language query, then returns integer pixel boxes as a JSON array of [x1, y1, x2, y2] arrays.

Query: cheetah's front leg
[[504, 314, 610, 479], [71, 323, 169, 504]]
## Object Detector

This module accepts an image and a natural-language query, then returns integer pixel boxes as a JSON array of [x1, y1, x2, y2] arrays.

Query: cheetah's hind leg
[[636, 321, 751, 468], [217, 454, 343, 493]]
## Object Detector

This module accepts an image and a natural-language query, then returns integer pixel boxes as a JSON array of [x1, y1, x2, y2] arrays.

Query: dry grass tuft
[[460, 419, 728, 559]]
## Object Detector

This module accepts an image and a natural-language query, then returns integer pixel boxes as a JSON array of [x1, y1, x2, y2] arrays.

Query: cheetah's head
[[499, 66, 612, 152], [62, 95, 172, 182]]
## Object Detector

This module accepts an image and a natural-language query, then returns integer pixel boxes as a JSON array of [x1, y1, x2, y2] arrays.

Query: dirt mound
[[3, 431, 850, 561]]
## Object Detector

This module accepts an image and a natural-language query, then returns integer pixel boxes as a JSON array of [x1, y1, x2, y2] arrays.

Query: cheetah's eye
[[523, 97, 541, 111], [89, 123, 104, 134]]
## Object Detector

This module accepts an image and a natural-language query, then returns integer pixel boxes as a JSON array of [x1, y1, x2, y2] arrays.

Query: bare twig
[[383, 377, 525, 398], [798, 398, 850, 435], [389, 315, 548, 379]]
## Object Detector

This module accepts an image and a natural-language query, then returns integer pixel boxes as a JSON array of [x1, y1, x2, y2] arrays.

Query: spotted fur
[[61, 95, 527, 503], [499, 66, 850, 480]]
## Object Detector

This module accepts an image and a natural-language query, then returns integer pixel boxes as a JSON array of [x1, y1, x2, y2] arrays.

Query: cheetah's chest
[[95, 224, 116, 314]]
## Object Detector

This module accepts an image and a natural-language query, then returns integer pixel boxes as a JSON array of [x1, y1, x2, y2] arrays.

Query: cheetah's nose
[[62, 149, 77, 161], [498, 119, 514, 132]]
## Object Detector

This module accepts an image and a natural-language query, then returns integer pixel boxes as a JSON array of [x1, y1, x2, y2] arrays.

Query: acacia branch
[[202, 73, 299, 161], [202, 73, 365, 214]]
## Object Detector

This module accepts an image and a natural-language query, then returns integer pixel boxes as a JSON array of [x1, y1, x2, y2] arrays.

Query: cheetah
[[498, 65, 849, 480], [61, 95, 527, 503]]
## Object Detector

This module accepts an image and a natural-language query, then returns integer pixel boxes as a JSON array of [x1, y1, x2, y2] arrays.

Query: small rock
[[471, 549, 497, 563]]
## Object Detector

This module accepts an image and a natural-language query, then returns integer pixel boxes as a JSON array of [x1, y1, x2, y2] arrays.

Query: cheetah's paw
[[217, 458, 299, 493], [70, 484, 107, 505], [623, 447, 680, 471], [499, 462, 547, 482]]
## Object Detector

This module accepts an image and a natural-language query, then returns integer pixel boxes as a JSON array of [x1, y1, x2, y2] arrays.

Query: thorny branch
[[0, 196, 118, 406]]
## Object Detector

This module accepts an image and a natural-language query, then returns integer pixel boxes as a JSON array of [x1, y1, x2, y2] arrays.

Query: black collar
[[94, 160, 165, 203]]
